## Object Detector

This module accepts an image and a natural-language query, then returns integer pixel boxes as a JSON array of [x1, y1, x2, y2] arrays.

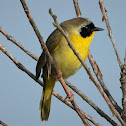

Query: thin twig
[[0, 27, 38, 61], [0, 44, 43, 86], [20, 0, 56, 71], [99, 0, 126, 123], [20, 0, 72, 103], [49, 9, 126, 126], [59, 77, 90, 126], [53, 91, 102, 126], [0, 44, 101, 126], [88, 51, 122, 115], [73, 0, 122, 120], [73, 0, 81, 17], [73, 0, 123, 123], [0, 120, 8, 126], [20, 0, 90, 125], [99, 0, 123, 69], [65, 80, 119, 126], [120, 54, 126, 122]]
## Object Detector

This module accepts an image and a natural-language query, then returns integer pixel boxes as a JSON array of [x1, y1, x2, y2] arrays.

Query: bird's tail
[[39, 76, 55, 121]]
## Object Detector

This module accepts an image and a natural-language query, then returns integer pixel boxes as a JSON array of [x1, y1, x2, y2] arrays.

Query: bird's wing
[[46, 28, 62, 53], [36, 29, 62, 79]]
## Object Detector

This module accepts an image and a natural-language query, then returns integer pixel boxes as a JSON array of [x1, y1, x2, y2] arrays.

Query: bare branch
[[20, 0, 55, 70], [65, 80, 119, 126], [88, 51, 122, 114], [0, 44, 101, 126], [53, 91, 102, 126], [0, 120, 8, 126], [73, 0, 81, 17], [120, 54, 126, 122], [99, 0, 123, 69], [0, 44, 43, 86], [20, 0, 71, 103], [73, 0, 123, 122], [49, 9, 126, 126], [20, 0, 90, 125], [73, 0, 122, 115], [0, 27, 38, 61], [59, 77, 90, 126]]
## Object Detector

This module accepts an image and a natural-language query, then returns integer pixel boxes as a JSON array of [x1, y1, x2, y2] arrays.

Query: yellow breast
[[69, 32, 95, 60], [52, 31, 95, 79]]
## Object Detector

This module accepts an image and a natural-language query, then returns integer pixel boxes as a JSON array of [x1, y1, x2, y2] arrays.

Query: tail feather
[[39, 76, 55, 121]]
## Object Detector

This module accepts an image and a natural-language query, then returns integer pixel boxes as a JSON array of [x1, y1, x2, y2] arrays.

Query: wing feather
[[36, 29, 62, 79]]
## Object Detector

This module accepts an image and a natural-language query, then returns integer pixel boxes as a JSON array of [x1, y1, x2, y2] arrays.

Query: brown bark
[[120, 56, 126, 122]]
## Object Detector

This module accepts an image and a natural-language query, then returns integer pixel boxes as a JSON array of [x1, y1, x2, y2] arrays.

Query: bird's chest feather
[[52, 32, 95, 78]]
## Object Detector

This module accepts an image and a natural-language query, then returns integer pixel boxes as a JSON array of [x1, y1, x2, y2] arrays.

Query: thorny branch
[[49, 8, 126, 126], [0, 27, 118, 126], [0, 44, 101, 126], [20, 0, 90, 125]]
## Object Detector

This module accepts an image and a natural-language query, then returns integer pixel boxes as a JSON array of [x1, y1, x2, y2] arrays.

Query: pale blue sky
[[0, 0, 126, 126]]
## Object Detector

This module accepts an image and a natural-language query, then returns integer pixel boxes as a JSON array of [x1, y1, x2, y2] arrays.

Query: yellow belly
[[52, 32, 95, 79]]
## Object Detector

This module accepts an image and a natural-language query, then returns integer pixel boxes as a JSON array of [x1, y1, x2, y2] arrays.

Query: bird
[[36, 17, 103, 121]]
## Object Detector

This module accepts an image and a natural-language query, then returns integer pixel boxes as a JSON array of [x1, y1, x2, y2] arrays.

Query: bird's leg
[[55, 69, 74, 101]]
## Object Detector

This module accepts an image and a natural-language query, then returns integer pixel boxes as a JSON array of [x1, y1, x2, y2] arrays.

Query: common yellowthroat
[[36, 17, 103, 121]]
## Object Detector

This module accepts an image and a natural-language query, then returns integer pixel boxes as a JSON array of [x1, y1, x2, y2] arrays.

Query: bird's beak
[[92, 27, 104, 31]]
